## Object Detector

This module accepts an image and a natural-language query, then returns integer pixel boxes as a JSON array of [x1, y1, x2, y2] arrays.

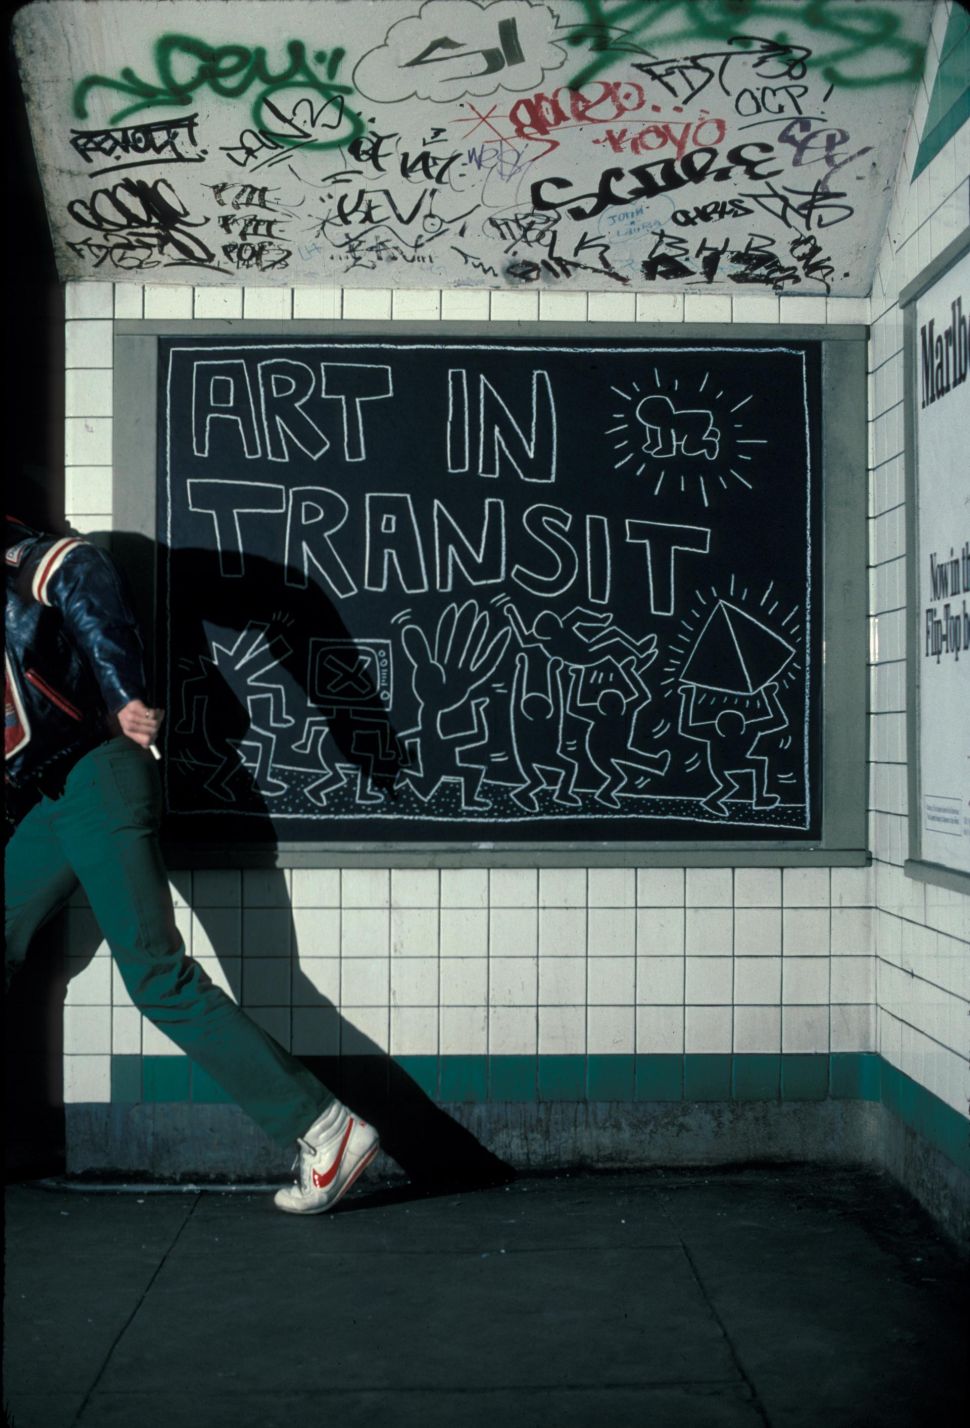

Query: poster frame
[[113, 319, 868, 868]]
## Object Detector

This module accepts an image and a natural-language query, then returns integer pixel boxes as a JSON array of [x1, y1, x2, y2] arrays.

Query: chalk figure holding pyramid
[[677, 600, 796, 819]]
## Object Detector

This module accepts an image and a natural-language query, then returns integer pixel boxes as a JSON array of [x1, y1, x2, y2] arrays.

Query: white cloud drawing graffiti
[[353, 0, 566, 104]]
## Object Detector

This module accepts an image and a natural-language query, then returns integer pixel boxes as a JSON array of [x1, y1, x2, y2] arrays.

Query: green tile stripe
[[732, 1053, 780, 1101], [112, 1052, 969, 1175], [913, 5, 970, 179], [636, 1054, 682, 1101], [111, 1055, 233, 1105], [538, 1055, 585, 1102], [878, 1059, 970, 1175]]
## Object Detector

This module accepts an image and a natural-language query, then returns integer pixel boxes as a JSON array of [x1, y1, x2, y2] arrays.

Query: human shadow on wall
[[79, 529, 513, 1192]]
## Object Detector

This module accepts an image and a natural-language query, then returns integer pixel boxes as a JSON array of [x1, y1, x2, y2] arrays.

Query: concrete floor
[[4, 1165, 968, 1428]]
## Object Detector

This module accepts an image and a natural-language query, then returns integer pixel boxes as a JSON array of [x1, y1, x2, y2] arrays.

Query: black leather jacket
[[5, 518, 147, 796]]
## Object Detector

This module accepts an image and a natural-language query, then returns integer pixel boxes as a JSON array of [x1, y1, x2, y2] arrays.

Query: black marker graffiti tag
[[69, 113, 205, 176], [629, 34, 812, 107], [531, 142, 782, 221], [742, 178, 856, 232], [66, 176, 223, 270], [637, 228, 835, 293], [220, 94, 355, 170], [222, 241, 291, 270]]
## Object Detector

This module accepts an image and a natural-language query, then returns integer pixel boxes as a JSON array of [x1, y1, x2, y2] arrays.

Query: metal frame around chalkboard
[[113, 319, 868, 869], [900, 230, 970, 896]]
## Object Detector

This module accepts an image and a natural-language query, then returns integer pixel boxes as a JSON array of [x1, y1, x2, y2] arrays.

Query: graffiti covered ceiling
[[13, 0, 933, 297]]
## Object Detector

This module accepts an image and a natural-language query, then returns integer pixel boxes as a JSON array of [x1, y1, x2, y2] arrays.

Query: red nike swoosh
[[311, 1120, 355, 1190]]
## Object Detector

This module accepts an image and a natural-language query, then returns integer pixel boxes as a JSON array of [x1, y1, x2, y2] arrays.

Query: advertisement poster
[[914, 247, 970, 875]]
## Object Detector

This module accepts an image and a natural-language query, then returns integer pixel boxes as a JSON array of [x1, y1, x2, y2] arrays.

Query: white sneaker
[[274, 1102, 379, 1215]]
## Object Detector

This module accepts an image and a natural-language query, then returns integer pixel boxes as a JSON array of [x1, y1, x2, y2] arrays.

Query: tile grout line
[[70, 1193, 204, 1427]]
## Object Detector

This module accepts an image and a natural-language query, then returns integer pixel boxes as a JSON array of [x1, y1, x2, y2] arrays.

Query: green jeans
[[5, 738, 333, 1146]]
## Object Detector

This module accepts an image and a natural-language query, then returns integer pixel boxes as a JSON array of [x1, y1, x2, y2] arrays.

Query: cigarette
[[149, 744, 161, 760]]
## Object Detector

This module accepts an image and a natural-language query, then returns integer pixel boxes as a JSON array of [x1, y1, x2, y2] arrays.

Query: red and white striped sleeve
[[30, 536, 87, 607]]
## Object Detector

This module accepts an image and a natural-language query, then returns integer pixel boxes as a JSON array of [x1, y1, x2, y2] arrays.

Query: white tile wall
[[391, 288, 441, 321], [62, 856, 894, 1069], [243, 288, 293, 320], [442, 289, 491, 322], [58, 4, 968, 1132], [539, 1005, 585, 1054], [142, 285, 193, 319], [194, 287, 243, 320], [865, 1, 970, 1116], [292, 287, 341, 320], [63, 1055, 112, 1104]]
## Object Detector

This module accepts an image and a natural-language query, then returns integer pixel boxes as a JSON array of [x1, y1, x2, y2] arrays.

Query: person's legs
[[5, 795, 80, 988], [52, 740, 335, 1147]]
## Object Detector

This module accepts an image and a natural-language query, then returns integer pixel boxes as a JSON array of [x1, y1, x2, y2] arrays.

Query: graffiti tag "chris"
[[73, 33, 365, 150]]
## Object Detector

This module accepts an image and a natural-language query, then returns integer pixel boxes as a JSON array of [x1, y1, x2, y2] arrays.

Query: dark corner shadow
[[48, 528, 515, 1193], [4, 922, 68, 1181]]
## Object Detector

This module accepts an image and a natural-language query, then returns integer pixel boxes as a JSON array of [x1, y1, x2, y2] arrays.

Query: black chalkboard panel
[[157, 335, 822, 844]]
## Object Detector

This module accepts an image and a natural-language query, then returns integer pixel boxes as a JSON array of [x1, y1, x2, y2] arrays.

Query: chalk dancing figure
[[508, 653, 583, 812], [176, 621, 294, 801], [504, 601, 658, 669], [583, 656, 671, 808], [635, 394, 720, 462], [501, 600, 670, 807], [294, 637, 402, 808], [293, 718, 388, 807]]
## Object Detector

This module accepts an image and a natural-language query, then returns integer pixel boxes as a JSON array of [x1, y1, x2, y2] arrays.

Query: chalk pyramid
[[680, 600, 795, 694]]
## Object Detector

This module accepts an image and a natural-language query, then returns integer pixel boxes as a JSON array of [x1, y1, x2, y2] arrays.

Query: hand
[[401, 601, 511, 719], [116, 699, 164, 747]]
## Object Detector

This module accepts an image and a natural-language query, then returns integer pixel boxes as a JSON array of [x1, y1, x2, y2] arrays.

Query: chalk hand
[[402, 602, 510, 716]]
